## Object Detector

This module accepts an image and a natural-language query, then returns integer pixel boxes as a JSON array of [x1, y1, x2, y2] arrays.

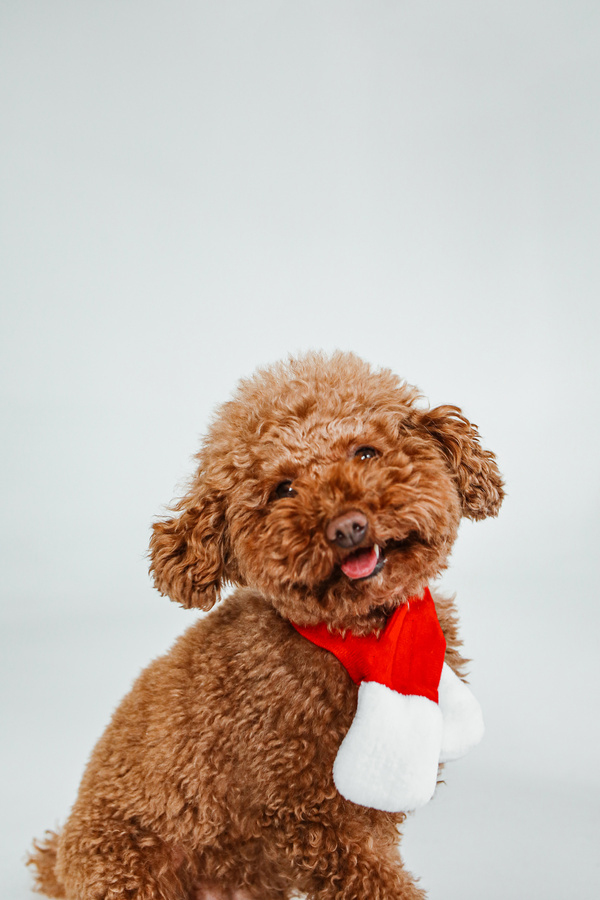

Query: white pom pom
[[333, 681, 443, 812], [438, 663, 485, 762]]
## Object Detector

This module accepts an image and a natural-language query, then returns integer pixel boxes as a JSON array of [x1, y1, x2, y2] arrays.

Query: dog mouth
[[340, 544, 384, 580], [338, 533, 427, 582]]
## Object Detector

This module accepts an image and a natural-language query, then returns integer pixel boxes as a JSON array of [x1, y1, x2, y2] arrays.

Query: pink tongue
[[341, 547, 378, 580]]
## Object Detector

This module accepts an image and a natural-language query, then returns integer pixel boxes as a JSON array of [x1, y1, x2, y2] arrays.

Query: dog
[[29, 351, 504, 900]]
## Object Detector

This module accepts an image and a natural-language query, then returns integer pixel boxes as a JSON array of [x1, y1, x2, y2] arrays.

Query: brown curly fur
[[29, 351, 504, 900]]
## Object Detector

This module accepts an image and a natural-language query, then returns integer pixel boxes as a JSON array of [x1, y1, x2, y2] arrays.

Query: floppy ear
[[417, 405, 505, 521], [149, 488, 229, 610]]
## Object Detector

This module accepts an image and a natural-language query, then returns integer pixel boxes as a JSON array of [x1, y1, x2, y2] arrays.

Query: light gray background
[[2, 2, 599, 897]]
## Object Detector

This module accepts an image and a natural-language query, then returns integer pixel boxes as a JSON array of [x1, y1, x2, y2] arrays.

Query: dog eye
[[274, 480, 296, 499], [354, 446, 379, 461]]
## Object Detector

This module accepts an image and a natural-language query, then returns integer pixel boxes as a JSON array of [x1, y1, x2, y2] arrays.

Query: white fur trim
[[333, 681, 443, 812], [438, 663, 485, 762]]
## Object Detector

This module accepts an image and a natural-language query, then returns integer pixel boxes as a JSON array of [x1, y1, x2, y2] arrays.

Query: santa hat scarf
[[292, 588, 484, 813]]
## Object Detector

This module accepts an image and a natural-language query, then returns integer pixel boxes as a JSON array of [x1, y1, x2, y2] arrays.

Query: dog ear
[[149, 488, 229, 610], [416, 405, 505, 521]]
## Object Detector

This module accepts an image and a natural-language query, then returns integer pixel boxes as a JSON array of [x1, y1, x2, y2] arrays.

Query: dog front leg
[[55, 810, 189, 900], [308, 853, 426, 900], [276, 816, 426, 900]]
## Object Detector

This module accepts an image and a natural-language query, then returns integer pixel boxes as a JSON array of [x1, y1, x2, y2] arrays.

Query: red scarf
[[292, 587, 446, 703]]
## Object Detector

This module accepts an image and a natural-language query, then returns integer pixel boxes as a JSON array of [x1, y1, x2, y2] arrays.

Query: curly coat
[[29, 352, 504, 900]]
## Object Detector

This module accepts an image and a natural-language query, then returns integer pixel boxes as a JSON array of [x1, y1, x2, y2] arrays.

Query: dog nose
[[326, 510, 368, 549]]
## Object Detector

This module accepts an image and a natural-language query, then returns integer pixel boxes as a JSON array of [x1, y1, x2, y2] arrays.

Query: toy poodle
[[29, 351, 504, 900]]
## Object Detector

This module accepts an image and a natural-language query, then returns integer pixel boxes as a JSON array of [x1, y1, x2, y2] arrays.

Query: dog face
[[150, 353, 504, 633]]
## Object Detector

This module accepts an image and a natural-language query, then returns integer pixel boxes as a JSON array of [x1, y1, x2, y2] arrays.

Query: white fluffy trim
[[333, 681, 443, 812], [438, 663, 485, 762]]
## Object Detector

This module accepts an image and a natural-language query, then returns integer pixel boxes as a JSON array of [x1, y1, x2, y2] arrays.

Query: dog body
[[30, 353, 503, 900]]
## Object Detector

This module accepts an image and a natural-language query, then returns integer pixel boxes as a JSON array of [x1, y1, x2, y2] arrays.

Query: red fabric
[[292, 587, 446, 703]]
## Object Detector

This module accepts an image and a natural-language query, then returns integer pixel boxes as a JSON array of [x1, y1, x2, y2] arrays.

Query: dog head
[[150, 352, 504, 634]]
